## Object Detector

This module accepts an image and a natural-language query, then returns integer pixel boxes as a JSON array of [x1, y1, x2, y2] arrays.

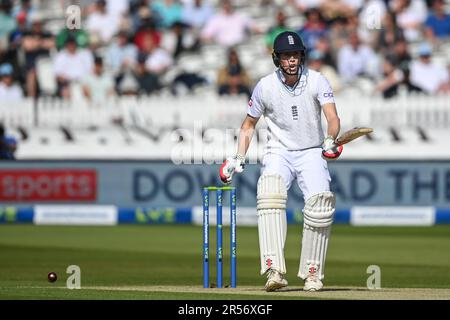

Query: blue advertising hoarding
[[1, 160, 450, 208], [1, 160, 449, 225]]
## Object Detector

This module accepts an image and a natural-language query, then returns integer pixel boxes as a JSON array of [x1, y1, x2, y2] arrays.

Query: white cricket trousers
[[261, 147, 331, 201]]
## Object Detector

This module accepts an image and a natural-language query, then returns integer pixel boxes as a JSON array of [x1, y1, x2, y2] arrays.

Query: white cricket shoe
[[264, 269, 288, 292], [303, 276, 323, 292], [303, 264, 324, 291]]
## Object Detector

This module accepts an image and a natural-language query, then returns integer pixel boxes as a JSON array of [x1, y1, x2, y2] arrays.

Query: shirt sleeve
[[317, 73, 335, 106], [247, 80, 264, 118]]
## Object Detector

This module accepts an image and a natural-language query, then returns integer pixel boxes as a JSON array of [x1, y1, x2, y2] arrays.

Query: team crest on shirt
[[248, 99, 253, 107], [291, 105, 298, 120]]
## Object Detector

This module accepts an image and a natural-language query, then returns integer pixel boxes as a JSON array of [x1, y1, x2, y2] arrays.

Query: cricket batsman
[[219, 31, 342, 292]]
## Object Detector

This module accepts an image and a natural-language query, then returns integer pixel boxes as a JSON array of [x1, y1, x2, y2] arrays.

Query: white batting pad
[[298, 192, 335, 280], [303, 191, 335, 228], [257, 174, 287, 275]]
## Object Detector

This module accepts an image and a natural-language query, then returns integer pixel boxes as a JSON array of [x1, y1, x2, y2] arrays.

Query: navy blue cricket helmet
[[272, 31, 306, 69]]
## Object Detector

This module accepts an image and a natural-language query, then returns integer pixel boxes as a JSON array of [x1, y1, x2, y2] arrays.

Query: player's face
[[279, 51, 301, 75]]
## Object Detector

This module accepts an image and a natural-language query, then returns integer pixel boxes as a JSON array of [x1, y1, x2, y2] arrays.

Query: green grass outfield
[[0, 225, 450, 300]]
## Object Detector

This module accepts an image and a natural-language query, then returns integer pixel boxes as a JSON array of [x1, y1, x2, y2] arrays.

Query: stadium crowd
[[0, 0, 449, 103]]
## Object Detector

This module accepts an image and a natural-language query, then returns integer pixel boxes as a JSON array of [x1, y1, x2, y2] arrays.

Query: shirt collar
[[276, 67, 309, 95]]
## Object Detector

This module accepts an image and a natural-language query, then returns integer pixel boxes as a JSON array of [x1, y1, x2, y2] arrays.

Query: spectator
[[53, 36, 94, 99], [375, 56, 407, 98], [12, 0, 37, 28], [201, 0, 259, 48], [0, 0, 16, 43], [133, 53, 161, 95], [0, 123, 17, 160], [82, 56, 115, 104], [327, 16, 350, 53], [345, 13, 361, 37], [86, 0, 120, 44], [308, 50, 342, 93], [56, 28, 90, 50], [8, 9, 27, 50], [170, 71, 208, 95], [373, 11, 404, 54], [0, 36, 21, 86], [142, 33, 173, 75], [390, 0, 428, 42], [21, 13, 54, 97], [217, 48, 251, 98], [104, 30, 138, 90], [130, 0, 162, 33], [117, 69, 140, 96], [181, 0, 213, 30], [425, 0, 450, 42], [389, 37, 412, 72], [151, 0, 183, 29], [265, 10, 290, 52], [134, 18, 162, 51], [375, 54, 423, 98], [179, 0, 213, 53], [161, 21, 199, 59], [298, 8, 328, 53], [314, 35, 337, 69], [337, 31, 379, 82], [0, 63, 23, 101], [409, 42, 449, 93]]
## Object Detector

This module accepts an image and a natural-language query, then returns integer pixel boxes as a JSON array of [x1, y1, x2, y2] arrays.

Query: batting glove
[[322, 136, 343, 160], [219, 154, 245, 184]]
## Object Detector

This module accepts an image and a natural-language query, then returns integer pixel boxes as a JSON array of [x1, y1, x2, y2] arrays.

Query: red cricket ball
[[47, 272, 57, 283]]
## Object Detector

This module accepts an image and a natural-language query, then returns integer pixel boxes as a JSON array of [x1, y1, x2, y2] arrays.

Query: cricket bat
[[335, 127, 373, 146]]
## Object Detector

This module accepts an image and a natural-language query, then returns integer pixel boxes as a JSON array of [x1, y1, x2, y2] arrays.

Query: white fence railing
[[0, 94, 449, 129], [335, 93, 450, 129], [0, 99, 35, 127]]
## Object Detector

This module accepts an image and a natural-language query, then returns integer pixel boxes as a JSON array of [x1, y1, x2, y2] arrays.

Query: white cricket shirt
[[247, 68, 335, 151]]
